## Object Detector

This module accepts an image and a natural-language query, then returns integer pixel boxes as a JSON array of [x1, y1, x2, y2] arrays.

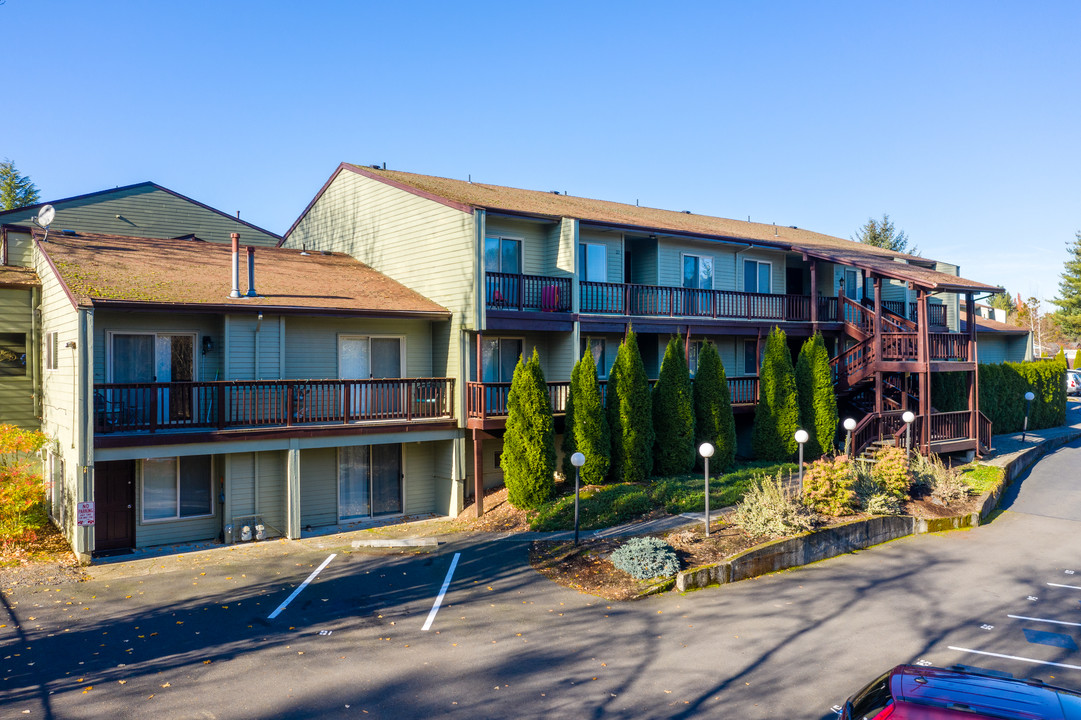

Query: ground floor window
[[49, 452, 64, 524], [141, 456, 213, 521], [581, 337, 606, 377], [339, 444, 402, 520]]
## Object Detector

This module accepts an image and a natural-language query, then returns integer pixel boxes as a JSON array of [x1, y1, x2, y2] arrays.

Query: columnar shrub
[[610, 536, 680, 580], [693, 341, 736, 471], [800, 456, 858, 516], [560, 359, 580, 481], [795, 332, 837, 458], [652, 337, 695, 475], [571, 352, 611, 485], [870, 446, 911, 499], [503, 350, 556, 509], [607, 329, 654, 483], [752, 327, 800, 461]]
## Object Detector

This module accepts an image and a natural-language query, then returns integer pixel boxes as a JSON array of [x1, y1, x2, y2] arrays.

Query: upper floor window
[[0, 333, 27, 376], [485, 237, 520, 275], [579, 243, 607, 282], [481, 337, 523, 382], [581, 337, 606, 377], [743, 259, 771, 294], [687, 340, 703, 377], [743, 339, 764, 375], [110, 333, 194, 383], [843, 268, 861, 301], [683, 254, 713, 290]]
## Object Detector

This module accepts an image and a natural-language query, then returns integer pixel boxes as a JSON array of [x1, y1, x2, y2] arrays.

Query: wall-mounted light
[[202, 336, 215, 355]]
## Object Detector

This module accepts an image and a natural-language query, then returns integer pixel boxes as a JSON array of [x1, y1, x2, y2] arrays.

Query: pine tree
[[752, 327, 800, 460], [502, 349, 555, 509], [1053, 231, 1081, 339], [852, 214, 917, 255], [652, 337, 695, 475], [795, 332, 837, 458], [693, 340, 736, 470], [607, 329, 653, 483], [0, 160, 40, 211], [572, 352, 611, 485]]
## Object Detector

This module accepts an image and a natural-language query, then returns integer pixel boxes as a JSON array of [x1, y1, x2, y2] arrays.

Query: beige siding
[[35, 248, 80, 476], [1, 185, 279, 246], [404, 442, 436, 514], [300, 447, 338, 527], [0, 288, 37, 428], [4, 227, 34, 267], [135, 456, 221, 548], [283, 316, 433, 379], [225, 314, 281, 381]]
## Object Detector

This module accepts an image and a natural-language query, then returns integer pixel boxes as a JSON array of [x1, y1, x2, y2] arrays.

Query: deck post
[[873, 277, 883, 414], [966, 293, 978, 447], [809, 260, 818, 327], [917, 289, 930, 452]]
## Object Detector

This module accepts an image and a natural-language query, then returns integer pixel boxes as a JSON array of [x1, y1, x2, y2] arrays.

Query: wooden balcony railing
[[877, 300, 946, 327], [579, 281, 840, 322], [485, 272, 571, 312], [929, 333, 969, 361], [881, 332, 919, 361], [840, 295, 874, 335], [94, 378, 455, 434]]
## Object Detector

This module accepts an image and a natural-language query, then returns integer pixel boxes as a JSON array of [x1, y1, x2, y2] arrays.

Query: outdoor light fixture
[[902, 411, 915, 458], [699, 443, 715, 537], [570, 452, 586, 546], [843, 417, 857, 456], [794, 429, 809, 492], [1022, 391, 1035, 442], [202, 336, 215, 355]]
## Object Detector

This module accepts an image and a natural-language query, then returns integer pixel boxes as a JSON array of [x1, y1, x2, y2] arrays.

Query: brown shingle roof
[[36, 231, 449, 318], [340, 164, 1000, 294], [959, 304, 1030, 335], [0, 265, 40, 289]]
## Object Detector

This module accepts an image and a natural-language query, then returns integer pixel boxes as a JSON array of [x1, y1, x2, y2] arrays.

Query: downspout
[[254, 311, 263, 380]]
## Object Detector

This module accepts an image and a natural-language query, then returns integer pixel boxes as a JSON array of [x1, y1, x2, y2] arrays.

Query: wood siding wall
[[0, 288, 38, 428], [283, 318, 434, 380], [134, 456, 222, 548]]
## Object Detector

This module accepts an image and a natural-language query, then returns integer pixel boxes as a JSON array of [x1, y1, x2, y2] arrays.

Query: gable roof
[[0, 265, 39, 290], [297, 164, 999, 294], [959, 303, 1031, 335], [34, 230, 449, 318]]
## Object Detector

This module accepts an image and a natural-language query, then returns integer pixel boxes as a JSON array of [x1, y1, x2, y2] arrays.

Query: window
[[844, 268, 860, 301], [579, 243, 607, 282], [683, 254, 714, 289], [744, 339, 761, 375], [581, 337, 606, 377], [44, 331, 58, 370], [339, 444, 402, 519], [687, 340, 703, 377], [481, 337, 523, 382], [484, 237, 521, 274], [141, 456, 212, 521], [0, 333, 27, 376], [743, 259, 771, 294]]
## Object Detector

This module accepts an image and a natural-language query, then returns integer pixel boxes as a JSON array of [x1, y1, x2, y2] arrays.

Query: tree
[[988, 289, 1016, 315], [752, 327, 801, 461], [606, 329, 653, 483], [1053, 231, 1081, 339], [502, 349, 555, 509], [560, 360, 579, 481], [0, 160, 40, 211], [852, 214, 917, 255], [570, 352, 610, 485], [652, 337, 695, 475], [693, 340, 736, 471], [794, 332, 837, 458]]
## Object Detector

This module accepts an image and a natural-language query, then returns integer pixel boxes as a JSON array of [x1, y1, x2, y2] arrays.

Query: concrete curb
[[675, 429, 1081, 594]]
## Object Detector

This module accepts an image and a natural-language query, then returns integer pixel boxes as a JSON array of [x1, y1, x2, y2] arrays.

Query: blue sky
[[3, 1, 1078, 305]]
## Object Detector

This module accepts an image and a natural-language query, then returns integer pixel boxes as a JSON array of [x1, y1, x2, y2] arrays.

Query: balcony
[[93, 378, 456, 437], [485, 272, 571, 312]]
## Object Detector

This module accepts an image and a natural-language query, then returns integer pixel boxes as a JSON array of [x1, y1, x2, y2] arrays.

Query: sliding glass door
[[339, 444, 403, 520]]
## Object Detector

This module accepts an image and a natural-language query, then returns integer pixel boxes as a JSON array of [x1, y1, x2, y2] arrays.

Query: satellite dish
[[36, 205, 56, 228]]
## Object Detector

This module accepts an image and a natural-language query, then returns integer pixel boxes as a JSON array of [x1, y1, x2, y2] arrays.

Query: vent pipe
[[246, 246, 257, 297], [229, 233, 241, 298]]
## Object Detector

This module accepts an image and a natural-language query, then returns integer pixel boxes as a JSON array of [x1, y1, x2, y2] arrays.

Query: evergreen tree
[[752, 327, 801, 460], [0, 160, 40, 211], [988, 289, 1016, 315], [795, 332, 837, 458], [1053, 231, 1081, 339], [693, 340, 736, 470], [652, 337, 695, 475], [606, 329, 653, 483], [572, 352, 611, 485], [502, 349, 555, 509], [852, 213, 917, 255], [560, 359, 579, 481]]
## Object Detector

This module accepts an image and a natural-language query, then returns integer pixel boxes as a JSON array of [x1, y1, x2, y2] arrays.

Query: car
[[840, 664, 1081, 719], [1067, 370, 1081, 396]]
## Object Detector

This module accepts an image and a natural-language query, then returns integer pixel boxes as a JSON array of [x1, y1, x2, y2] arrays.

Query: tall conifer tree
[[652, 337, 695, 474], [503, 350, 555, 509], [693, 340, 736, 470], [752, 327, 800, 460]]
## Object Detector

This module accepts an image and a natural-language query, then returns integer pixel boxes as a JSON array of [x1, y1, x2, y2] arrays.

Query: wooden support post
[[809, 260, 818, 326], [873, 277, 883, 414], [473, 429, 484, 518], [966, 293, 977, 446], [917, 289, 930, 452]]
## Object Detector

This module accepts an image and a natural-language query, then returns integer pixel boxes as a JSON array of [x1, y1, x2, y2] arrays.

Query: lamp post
[[902, 410, 915, 458], [794, 429, 809, 493], [570, 452, 586, 545], [699, 443, 715, 537], [1022, 391, 1035, 442], [843, 417, 857, 456]]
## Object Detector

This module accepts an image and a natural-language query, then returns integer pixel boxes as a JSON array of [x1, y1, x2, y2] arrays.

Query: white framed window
[[484, 236, 522, 274], [581, 337, 606, 377], [743, 259, 772, 294], [141, 456, 213, 522], [688, 340, 704, 377], [579, 243, 607, 282], [44, 331, 58, 371], [682, 254, 714, 289], [481, 337, 524, 382], [338, 444, 403, 520]]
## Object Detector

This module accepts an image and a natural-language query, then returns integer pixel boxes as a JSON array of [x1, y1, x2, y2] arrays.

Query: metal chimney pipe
[[246, 246, 257, 297], [229, 233, 241, 298]]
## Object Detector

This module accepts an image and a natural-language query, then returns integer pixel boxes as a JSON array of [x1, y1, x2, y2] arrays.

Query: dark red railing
[[978, 411, 993, 451], [929, 410, 971, 442], [817, 296, 840, 322], [881, 332, 919, 361], [727, 376, 759, 405], [879, 300, 946, 327], [929, 333, 969, 361], [840, 295, 874, 335], [831, 338, 875, 386], [579, 281, 825, 321], [929, 304, 947, 326], [485, 272, 571, 312], [94, 378, 455, 434]]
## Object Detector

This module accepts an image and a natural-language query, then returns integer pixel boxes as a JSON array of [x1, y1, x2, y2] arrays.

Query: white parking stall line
[[1048, 583, 1081, 591], [422, 552, 460, 632], [268, 553, 337, 620], [948, 646, 1081, 672], [1008, 614, 1081, 628]]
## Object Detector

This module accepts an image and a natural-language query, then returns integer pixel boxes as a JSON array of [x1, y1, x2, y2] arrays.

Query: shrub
[[610, 536, 680, 580], [871, 446, 911, 499], [559, 358, 579, 481], [801, 455, 858, 516], [931, 371, 968, 413], [795, 332, 837, 458], [570, 352, 611, 485], [653, 337, 695, 475], [503, 350, 556, 509], [911, 453, 969, 507], [0, 424, 50, 544], [607, 329, 654, 483], [978, 358, 1067, 433], [733, 473, 818, 538], [693, 341, 736, 471], [864, 493, 903, 516], [752, 327, 800, 461]]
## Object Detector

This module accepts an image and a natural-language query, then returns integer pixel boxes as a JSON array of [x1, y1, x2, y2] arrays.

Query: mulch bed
[[0, 523, 85, 592]]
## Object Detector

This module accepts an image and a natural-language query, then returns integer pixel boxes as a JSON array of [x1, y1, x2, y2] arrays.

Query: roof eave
[[86, 298, 452, 320]]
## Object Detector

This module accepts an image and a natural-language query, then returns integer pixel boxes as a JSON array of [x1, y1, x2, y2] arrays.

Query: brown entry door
[[94, 460, 136, 554]]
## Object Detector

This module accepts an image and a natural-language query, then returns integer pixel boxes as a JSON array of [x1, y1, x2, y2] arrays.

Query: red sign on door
[[77, 502, 95, 526]]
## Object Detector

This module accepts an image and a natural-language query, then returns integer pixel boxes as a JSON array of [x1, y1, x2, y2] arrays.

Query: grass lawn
[[959, 463, 1005, 495]]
